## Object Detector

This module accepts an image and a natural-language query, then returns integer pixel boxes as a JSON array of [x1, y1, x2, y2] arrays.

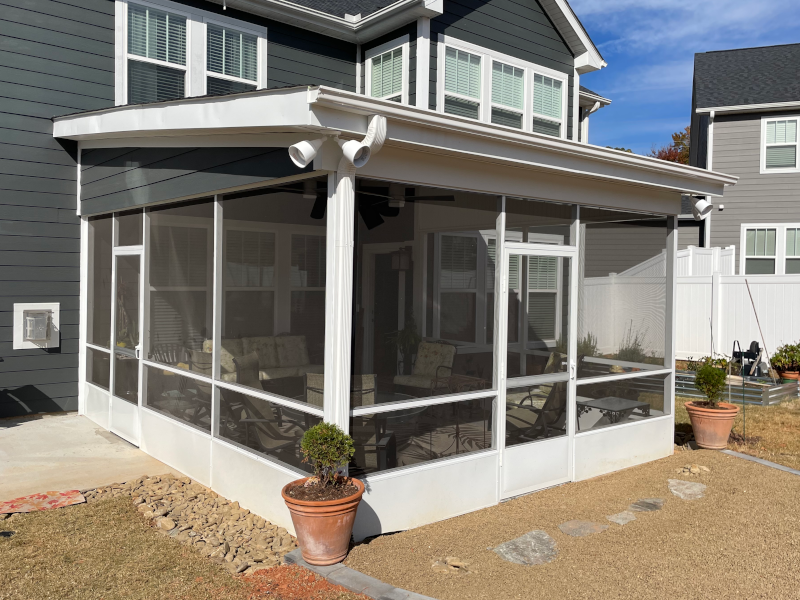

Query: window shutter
[[492, 62, 523, 110], [445, 47, 481, 99], [533, 74, 562, 120], [441, 235, 477, 289], [127, 3, 185, 66], [207, 24, 258, 81]]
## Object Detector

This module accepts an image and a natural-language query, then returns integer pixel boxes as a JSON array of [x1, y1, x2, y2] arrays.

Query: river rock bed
[[83, 473, 297, 575]]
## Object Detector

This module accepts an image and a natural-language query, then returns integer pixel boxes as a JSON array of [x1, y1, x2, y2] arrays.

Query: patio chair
[[393, 341, 456, 396], [506, 382, 567, 442], [305, 373, 376, 408], [150, 343, 188, 367]]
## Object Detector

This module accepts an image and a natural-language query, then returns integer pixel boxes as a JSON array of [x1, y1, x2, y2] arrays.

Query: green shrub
[[695, 363, 727, 406], [771, 343, 800, 372], [687, 354, 729, 372], [300, 423, 355, 487], [555, 332, 599, 357]]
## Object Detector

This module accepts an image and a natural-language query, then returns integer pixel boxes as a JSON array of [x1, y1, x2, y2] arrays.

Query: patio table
[[576, 396, 650, 430]]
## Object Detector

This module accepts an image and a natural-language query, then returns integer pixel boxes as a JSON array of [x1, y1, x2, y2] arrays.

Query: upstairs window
[[443, 47, 482, 120], [127, 3, 187, 104], [437, 36, 568, 139], [745, 227, 776, 274], [764, 119, 798, 170], [206, 23, 259, 95], [786, 228, 800, 274], [491, 62, 524, 129], [370, 48, 403, 102], [532, 74, 563, 137]]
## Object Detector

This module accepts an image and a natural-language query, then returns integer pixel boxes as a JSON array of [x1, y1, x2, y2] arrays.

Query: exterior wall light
[[289, 138, 325, 169]]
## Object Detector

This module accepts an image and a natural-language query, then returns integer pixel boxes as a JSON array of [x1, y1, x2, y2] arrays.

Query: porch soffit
[[53, 86, 737, 198]]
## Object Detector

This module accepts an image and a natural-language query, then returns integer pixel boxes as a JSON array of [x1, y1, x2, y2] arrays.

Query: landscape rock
[[675, 464, 710, 476], [431, 556, 471, 574], [558, 520, 609, 537], [492, 530, 558, 566], [627, 498, 664, 512], [156, 517, 175, 531], [668, 479, 707, 500], [607, 511, 637, 525]]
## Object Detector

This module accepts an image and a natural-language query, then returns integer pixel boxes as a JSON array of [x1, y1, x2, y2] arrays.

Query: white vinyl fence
[[581, 246, 800, 361]]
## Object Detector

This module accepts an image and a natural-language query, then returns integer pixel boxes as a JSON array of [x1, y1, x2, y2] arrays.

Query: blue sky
[[571, 0, 800, 154]]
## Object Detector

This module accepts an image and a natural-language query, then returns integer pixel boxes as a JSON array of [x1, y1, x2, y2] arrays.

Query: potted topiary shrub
[[281, 423, 363, 565], [685, 362, 740, 449], [771, 343, 800, 381]]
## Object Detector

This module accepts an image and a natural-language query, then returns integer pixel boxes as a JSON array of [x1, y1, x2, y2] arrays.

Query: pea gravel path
[[345, 451, 800, 600]]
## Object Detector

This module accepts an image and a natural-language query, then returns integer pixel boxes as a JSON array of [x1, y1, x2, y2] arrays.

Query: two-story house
[[687, 43, 800, 275], [1, 0, 734, 539]]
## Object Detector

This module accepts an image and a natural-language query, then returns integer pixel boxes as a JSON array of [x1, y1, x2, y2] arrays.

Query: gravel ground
[[345, 451, 800, 600]]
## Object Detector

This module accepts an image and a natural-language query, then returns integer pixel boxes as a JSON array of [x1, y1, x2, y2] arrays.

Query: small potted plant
[[281, 423, 363, 565], [771, 343, 800, 381], [685, 362, 740, 449]]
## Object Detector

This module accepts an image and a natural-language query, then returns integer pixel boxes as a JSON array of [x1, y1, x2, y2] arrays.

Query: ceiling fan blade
[[358, 203, 385, 229]]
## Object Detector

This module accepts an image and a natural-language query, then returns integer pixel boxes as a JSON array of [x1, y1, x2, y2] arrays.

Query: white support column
[[666, 216, 678, 419], [211, 196, 224, 436], [323, 165, 357, 431], [572, 68, 580, 142], [567, 204, 579, 480], [78, 216, 89, 415], [415, 17, 431, 109]]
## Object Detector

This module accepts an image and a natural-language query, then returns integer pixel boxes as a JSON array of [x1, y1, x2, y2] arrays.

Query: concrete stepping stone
[[607, 511, 636, 525], [628, 498, 664, 512], [668, 479, 706, 500], [558, 520, 608, 537], [492, 530, 558, 566]]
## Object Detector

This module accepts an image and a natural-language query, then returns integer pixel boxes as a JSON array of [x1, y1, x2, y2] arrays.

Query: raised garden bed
[[676, 370, 799, 406]]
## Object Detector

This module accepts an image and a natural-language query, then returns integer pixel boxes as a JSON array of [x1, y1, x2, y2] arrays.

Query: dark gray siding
[[361, 23, 417, 105], [709, 113, 800, 273], [173, 0, 357, 92], [678, 220, 703, 250], [80, 147, 310, 215], [429, 0, 575, 139], [0, 0, 115, 417]]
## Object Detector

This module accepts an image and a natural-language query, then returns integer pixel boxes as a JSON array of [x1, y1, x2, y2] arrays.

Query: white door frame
[[497, 237, 579, 499]]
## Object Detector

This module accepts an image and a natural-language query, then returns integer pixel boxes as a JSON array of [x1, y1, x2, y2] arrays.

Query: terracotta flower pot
[[684, 401, 740, 450], [281, 477, 364, 566], [777, 370, 800, 381]]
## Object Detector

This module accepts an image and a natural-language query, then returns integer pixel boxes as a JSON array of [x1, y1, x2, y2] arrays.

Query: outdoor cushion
[[296, 364, 324, 376], [276, 336, 310, 368], [242, 336, 280, 370], [413, 342, 456, 377], [259, 367, 301, 381], [203, 338, 244, 377]]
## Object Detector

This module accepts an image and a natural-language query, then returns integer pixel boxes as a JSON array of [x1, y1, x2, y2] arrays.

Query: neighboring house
[[687, 43, 800, 275], [1, 0, 735, 540]]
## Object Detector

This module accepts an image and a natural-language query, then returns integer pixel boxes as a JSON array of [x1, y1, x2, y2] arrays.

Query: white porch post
[[323, 165, 357, 432], [666, 216, 678, 419]]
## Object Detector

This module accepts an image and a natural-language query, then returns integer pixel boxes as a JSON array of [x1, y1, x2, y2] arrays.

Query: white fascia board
[[578, 90, 611, 107], [208, 0, 442, 44], [539, 0, 606, 73], [696, 101, 800, 115], [53, 85, 736, 196]]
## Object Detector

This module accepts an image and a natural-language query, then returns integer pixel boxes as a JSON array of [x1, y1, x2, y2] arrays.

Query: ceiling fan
[[224, 181, 454, 229]]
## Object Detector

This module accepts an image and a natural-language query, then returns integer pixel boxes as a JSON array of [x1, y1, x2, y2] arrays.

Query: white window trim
[[738, 223, 800, 275], [435, 34, 568, 140], [115, 0, 267, 106], [364, 35, 410, 105], [760, 115, 800, 174]]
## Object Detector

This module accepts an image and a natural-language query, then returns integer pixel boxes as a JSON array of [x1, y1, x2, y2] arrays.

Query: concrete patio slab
[[0, 413, 182, 501]]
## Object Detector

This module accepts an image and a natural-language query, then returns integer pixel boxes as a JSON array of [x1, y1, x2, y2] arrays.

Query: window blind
[[444, 96, 480, 120], [445, 47, 481, 98], [371, 48, 403, 99], [206, 76, 256, 96], [492, 62, 523, 110], [787, 229, 800, 257], [486, 240, 519, 290], [225, 230, 275, 287], [532, 117, 560, 137], [528, 292, 556, 341], [441, 235, 477, 289], [766, 146, 797, 169], [150, 225, 208, 287], [207, 24, 258, 81], [291, 235, 326, 288], [127, 59, 185, 104], [533, 74, 561, 120], [745, 228, 776, 257], [128, 3, 186, 66], [528, 255, 557, 290], [766, 120, 797, 144]]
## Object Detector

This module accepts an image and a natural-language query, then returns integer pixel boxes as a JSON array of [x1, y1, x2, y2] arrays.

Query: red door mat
[[0, 490, 86, 514]]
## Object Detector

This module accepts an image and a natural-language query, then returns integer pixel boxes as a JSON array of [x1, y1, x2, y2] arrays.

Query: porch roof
[[53, 85, 737, 198]]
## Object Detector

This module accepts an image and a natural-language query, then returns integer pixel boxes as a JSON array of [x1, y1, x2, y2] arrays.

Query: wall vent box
[[13, 303, 60, 349]]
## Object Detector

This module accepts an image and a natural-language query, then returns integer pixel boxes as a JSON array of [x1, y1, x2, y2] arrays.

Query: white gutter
[[696, 100, 800, 115]]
